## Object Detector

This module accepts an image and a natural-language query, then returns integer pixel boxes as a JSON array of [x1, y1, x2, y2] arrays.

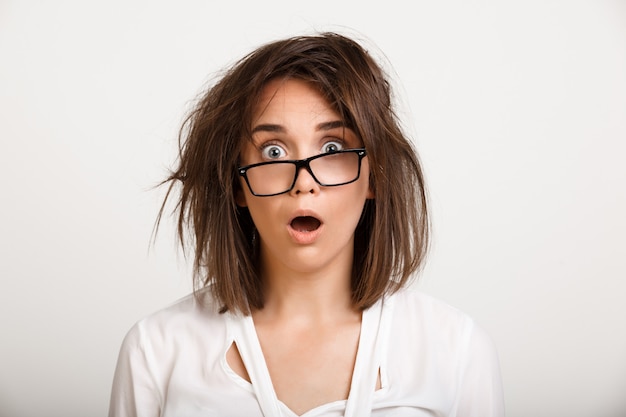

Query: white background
[[1, 1, 625, 416]]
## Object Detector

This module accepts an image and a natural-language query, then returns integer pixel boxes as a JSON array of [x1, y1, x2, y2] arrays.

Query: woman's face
[[237, 78, 373, 277]]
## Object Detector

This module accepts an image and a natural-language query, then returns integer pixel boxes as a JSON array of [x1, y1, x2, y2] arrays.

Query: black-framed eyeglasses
[[237, 148, 367, 197]]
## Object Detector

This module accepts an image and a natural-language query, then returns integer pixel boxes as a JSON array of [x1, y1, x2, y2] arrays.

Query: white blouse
[[108, 288, 504, 416]]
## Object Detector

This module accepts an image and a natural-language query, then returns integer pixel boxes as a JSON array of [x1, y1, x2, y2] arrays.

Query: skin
[[230, 78, 375, 414]]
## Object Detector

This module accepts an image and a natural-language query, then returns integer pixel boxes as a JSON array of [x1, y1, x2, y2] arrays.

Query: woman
[[109, 32, 504, 416]]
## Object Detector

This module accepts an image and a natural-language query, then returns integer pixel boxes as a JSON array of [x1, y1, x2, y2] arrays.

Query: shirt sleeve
[[454, 321, 506, 417], [108, 323, 162, 417]]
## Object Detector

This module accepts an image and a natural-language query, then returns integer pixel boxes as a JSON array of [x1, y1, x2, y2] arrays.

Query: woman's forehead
[[250, 79, 341, 129]]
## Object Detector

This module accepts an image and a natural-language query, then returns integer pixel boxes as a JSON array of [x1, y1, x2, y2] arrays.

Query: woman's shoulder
[[389, 287, 499, 356], [143, 287, 221, 322], [391, 287, 472, 321], [388, 287, 488, 342], [121, 288, 227, 351]]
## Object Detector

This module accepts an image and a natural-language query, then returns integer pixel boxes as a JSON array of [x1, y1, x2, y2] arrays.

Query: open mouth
[[290, 216, 321, 232]]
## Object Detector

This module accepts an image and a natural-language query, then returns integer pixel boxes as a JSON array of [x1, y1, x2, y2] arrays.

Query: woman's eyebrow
[[251, 124, 285, 134], [317, 120, 346, 131], [251, 121, 347, 134]]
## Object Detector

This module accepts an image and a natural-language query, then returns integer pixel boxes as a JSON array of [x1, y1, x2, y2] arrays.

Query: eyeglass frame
[[237, 148, 367, 197]]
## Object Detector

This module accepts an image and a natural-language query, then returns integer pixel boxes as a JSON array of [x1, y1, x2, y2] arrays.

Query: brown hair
[[158, 32, 429, 314]]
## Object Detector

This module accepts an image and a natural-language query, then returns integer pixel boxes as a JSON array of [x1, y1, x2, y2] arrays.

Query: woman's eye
[[261, 144, 286, 160], [322, 141, 344, 153]]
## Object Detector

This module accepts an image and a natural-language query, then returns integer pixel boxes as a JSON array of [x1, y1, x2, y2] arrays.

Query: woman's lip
[[287, 210, 323, 244], [287, 222, 323, 244], [287, 210, 323, 226]]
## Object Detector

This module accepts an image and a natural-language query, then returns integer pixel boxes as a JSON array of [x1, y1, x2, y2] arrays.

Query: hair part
[[156, 32, 429, 314]]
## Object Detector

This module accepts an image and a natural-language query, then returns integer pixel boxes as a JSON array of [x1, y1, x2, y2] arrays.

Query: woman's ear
[[235, 186, 248, 207], [367, 177, 375, 199]]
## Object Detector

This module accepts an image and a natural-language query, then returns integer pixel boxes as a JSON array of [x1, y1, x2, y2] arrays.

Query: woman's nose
[[290, 165, 320, 195]]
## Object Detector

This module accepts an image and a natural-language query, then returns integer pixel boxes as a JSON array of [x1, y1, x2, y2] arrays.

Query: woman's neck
[[253, 257, 357, 325]]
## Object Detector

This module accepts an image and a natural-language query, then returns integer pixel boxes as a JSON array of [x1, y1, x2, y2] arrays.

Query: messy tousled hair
[[158, 32, 429, 314]]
